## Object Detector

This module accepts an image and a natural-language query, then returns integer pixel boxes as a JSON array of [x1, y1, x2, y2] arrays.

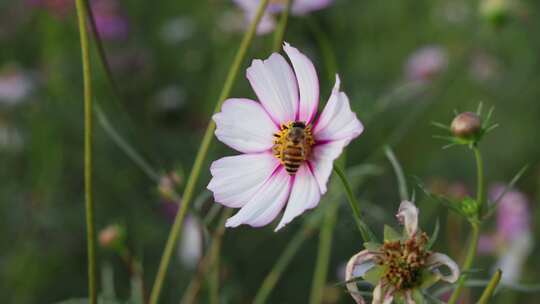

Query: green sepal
[[419, 269, 440, 289], [412, 289, 425, 304], [384, 225, 402, 242], [363, 265, 385, 285], [363, 242, 381, 251]]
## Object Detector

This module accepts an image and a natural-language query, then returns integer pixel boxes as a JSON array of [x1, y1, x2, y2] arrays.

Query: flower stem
[[253, 227, 315, 304], [272, 0, 291, 52], [474, 146, 485, 214], [148, 2, 269, 303], [180, 209, 233, 304], [74, 0, 97, 302], [309, 194, 339, 304], [448, 222, 480, 304], [333, 166, 375, 242], [477, 269, 502, 304]]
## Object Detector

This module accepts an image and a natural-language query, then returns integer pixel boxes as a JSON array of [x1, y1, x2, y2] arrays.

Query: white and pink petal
[[233, 0, 276, 35], [275, 164, 321, 231], [313, 75, 364, 143], [213, 98, 277, 153], [208, 152, 279, 208], [225, 166, 292, 228], [427, 252, 460, 283], [396, 200, 419, 238], [247, 54, 299, 124], [292, 0, 335, 15], [283, 42, 319, 123], [346, 250, 376, 304], [309, 139, 348, 194]]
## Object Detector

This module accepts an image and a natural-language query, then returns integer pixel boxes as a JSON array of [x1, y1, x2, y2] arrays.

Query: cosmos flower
[[91, 0, 129, 41], [233, 0, 335, 35], [478, 184, 533, 284], [404, 46, 448, 84], [345, 201, 459, 304], [208, 43, 363, 231]]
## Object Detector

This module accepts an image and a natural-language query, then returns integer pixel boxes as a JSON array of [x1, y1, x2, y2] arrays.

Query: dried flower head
[[346, 201, 459, 304]]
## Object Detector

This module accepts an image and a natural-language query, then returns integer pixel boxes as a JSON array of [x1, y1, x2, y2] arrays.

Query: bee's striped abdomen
[[283, 144, 304, 175], [272, 121, 314, 176]]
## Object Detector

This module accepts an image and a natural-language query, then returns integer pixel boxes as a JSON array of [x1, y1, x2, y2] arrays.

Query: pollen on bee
[[272, 121, 314, 175]]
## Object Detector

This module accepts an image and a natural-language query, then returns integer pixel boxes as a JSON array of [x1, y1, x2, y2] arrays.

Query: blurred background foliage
[[1, 0, 539, 303]]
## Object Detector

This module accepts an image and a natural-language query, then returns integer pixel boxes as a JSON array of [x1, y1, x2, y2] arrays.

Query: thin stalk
[[333, 166, 374, 242], [477, 269, 502, 304], [272, 0, 291, 52], [253, 227, 315, 304], [180, 209, 232, 304], [309, 200, 339, 304], [448, 145, 486, 304], [148, 1, 270, 303], [74, 0, 97, 303], [474, 147, 485, 213], [448, 223, 480, 304], [95, 105, 161, 183], [384, 146, 409, 201]]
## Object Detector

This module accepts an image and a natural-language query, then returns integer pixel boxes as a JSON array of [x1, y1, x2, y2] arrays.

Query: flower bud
[[450, 112, 481, 139], [480, 0, 512, 28], [99, 224, 124, 249]]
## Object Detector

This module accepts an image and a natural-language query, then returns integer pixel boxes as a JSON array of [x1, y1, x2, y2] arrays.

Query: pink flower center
[[272, 121, 314, 175]]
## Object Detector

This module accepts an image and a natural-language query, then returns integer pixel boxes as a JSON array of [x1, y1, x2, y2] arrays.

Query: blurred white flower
[[154, 85, 186, 112], [404, 46, 448, 84], [0, 65, 33, 106], [178, 215, 204, 269], [0, 123, 23, 151], [159, 17, 195, 45]]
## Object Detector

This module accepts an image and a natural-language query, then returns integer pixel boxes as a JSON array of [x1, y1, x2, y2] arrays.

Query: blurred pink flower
[[208, 43, 363, 230], [233, 0, 335, 35], [489, 183, 531, 242], [91, 0, 129, 41], [404, 45, 448, 83], [28, 0, 73, 18], [479, 183, 534, 284]]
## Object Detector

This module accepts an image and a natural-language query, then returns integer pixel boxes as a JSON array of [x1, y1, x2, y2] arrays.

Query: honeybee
[[273, 122, 313, 175]]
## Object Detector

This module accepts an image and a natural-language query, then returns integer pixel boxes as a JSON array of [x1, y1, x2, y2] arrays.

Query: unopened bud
[[480, 0, 512, 27], [158, 171, 182, 201], [99, 224, 124, 249], [451, 112, 481, 139]]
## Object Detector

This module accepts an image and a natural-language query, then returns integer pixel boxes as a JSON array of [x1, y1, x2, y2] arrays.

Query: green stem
[[180, 209, 232, 304], [474, 146, 485, 214], [253, 227, 315, 304], [94, 105, 161, 183], [333, 166, 374, 242], [74, 0, 97, 303], [309, 200, 339, 304], [383, 146, 409, 202], [477, 269, 502, 304], [447, 223, 480, 304], [148, 1, 269, 302], [449, 146, 485, 303], [272, 0, 291, 52]]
